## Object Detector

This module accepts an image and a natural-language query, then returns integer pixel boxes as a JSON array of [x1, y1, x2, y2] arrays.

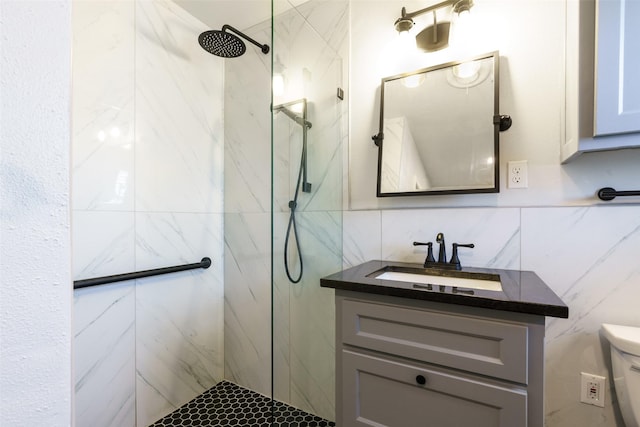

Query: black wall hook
[[494, 114, 512, 132]]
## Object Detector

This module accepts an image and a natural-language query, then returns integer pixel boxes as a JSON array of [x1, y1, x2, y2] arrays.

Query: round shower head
[[198, 30, 246, 58]]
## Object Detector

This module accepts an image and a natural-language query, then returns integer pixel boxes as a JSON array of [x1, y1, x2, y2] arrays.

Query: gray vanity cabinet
[[335, 291, 546, 427]]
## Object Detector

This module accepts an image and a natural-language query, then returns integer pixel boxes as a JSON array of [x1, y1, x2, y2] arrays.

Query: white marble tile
[[72, 0, 135, 211], [135, 212, 224, 426], [293, 0, 349, 55], [72, 211, 135, 280], [271, 11, 344, 214], [223, 23, 272, 214], [521, 205, 640, 427], [74, 283, 136, 427], [135, 0, 224, 214], [273, 211, 341, 421], [381, 208, 521, 269], [343, 210, 382, 268], [223, 213, 272, 397]]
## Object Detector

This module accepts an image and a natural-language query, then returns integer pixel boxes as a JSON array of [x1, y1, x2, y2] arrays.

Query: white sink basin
[[374, 270, 503, 292]]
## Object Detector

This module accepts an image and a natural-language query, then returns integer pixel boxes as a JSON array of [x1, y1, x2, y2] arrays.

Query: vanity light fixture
[[394, 0, 474, 52]]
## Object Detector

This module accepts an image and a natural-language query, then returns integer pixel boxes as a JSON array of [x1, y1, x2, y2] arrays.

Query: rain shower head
[[198, 24, 269, 58]]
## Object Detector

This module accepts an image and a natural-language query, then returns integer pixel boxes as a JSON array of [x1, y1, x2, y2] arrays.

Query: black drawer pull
[[415, 375, 426, 385]]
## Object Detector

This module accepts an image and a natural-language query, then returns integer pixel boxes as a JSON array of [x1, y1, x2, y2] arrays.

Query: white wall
[[0, 1, 73, 425], [347, 1, 640, 426]]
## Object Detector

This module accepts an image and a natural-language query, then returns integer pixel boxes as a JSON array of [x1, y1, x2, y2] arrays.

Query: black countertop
[[320, 260, 569, 319]]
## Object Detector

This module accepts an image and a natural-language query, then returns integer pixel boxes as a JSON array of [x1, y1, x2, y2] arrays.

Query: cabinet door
[[595, 0, 640, 136], [341, 349, 527, 427]]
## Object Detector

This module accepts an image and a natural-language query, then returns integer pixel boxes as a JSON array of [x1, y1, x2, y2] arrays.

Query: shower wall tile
[[272, 213, 292, 404], [288, 211, 339, 421], [521, 205, 640, 427], [73, 1, 227, 426], [74, 283, 136, 427], [223, 213, 272, 396], [135, 0, 224, 214], [272, 6, 344, 215], [294, 0, 349, 55], [343, 210, 382, 268], [135, 212, 224, 426], [72, 211, 135, 280], [72, 0, 135, 211], [380, 208, 521, 269], [224, 23, 272, 215]]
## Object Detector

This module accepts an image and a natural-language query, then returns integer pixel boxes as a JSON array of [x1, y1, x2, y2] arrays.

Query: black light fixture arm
[[400, 0, 459, 21], [222, 24, 270, 54]]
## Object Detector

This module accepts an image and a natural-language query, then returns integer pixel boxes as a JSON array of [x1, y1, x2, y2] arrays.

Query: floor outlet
[[580, 372, 605, 407], [508, 160, 528, 189]]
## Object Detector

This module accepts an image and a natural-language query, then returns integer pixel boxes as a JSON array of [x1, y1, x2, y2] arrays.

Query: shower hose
[[284, 142, 307, 284]]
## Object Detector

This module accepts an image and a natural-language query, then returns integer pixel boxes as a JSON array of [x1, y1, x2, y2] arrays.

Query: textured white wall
[[0, 1, 73, 426]]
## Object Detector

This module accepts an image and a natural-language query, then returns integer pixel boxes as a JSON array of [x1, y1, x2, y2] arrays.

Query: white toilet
[[602, 323, 640, 427]]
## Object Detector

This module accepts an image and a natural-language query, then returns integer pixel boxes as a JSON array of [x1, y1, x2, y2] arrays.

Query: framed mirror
[[374, 51, 507, 197]]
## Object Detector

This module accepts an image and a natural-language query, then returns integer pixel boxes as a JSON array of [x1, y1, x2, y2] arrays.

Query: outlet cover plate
[[508, 160, 528, 189], [580, 372, 605, 407]]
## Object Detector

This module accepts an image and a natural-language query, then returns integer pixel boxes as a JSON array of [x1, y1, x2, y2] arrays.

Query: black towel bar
[[73, 257, 212, 289], [597, 187, 640, 201]]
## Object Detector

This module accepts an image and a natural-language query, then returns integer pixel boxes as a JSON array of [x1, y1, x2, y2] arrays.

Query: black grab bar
[[73, 257, 212, 289], [597, 187, 640, 201]]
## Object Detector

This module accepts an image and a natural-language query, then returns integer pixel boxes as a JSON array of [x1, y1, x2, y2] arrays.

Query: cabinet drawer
[[341, 298, 528, 383], [341, 349, 527, 427]]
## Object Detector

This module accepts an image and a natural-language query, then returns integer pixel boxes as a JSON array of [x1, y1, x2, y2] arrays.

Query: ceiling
[[174, 0, 305, 30]]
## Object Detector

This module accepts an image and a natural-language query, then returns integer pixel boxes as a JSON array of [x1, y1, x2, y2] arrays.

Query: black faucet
[[436, 233, 446, 263], [449, 243, 475, 270], [413, 241, 435, 267], [414, 233, 474, 270]]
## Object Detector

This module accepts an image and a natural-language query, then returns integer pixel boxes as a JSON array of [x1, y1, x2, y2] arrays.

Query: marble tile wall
[[72, 1, 224, 426], [222, 18, 272, 398], [343, 204, 640, 427]]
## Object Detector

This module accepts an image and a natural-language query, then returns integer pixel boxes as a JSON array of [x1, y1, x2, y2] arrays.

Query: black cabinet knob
[[415, 375, 426, 385]]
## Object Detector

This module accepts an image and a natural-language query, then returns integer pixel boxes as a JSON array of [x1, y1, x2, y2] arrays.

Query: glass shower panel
[[272, 0, 347, 422]]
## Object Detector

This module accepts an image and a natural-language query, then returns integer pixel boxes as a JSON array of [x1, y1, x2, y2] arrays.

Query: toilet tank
[[602, 323, 640, 427]]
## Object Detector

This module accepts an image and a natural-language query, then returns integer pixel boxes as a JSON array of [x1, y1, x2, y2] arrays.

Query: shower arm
[[222, 25, 270, 54]]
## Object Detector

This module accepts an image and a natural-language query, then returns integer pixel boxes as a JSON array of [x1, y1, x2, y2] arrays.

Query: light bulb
[[398, 30, 416, 52]]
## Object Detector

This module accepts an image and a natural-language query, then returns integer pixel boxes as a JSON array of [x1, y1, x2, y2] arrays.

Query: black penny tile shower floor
[[149, 380, 336, 426]]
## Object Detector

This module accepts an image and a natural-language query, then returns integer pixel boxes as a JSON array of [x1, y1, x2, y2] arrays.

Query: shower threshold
[[150, 380, 335, 426]]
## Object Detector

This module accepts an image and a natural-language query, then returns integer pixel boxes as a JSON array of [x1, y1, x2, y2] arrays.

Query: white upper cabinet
[[563, 0, 640, 162], [594, 0, 640, 136]]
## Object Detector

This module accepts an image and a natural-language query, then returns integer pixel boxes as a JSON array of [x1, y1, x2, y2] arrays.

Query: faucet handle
[[413, 241, 435, 265], [450, 243, 475, 270]]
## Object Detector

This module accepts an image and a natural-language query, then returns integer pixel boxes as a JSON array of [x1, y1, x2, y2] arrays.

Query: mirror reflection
[[376, 51, 500, 196]]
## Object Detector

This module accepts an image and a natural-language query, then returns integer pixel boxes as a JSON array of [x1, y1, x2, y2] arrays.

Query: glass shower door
[[272, 0, 347, 423]]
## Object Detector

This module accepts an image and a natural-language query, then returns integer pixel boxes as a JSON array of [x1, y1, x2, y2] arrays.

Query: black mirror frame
[[374, 51, 510, 197]]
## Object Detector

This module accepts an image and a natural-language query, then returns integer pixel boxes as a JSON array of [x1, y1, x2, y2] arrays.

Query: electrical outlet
[[508, 160, 528, 189], [580, 372, 606, 407]]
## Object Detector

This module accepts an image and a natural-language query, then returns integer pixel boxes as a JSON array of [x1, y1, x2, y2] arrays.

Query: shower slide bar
[[73, 257, 212, 289], [597, 187, 640, 201]]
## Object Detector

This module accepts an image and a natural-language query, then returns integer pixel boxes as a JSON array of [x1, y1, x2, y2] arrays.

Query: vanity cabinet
[[594, 0, 640, 136], [335, 291, 546, 427], [563, 0, 640, 162]]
